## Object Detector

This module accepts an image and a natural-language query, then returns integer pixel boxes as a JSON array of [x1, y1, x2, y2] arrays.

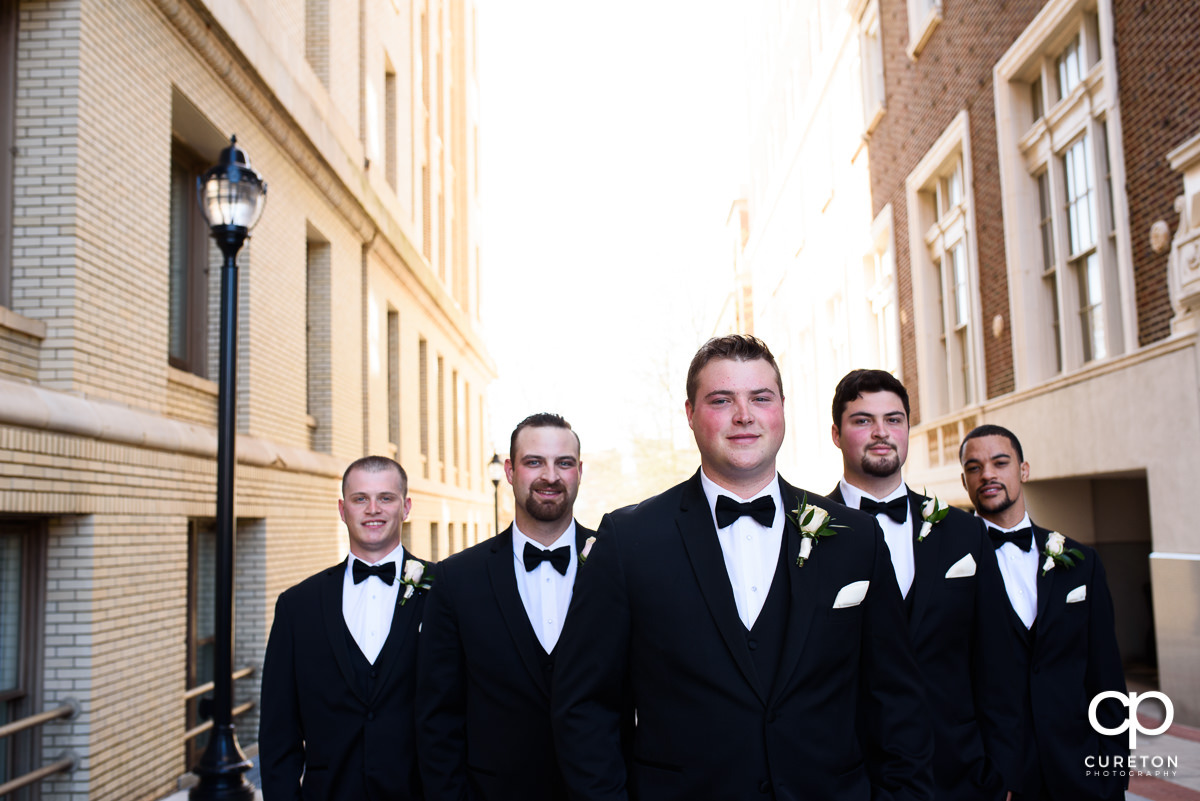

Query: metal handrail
[[0, 701, 75, 741], [0, 753, 77, 797], [182, 701, 255, 742], [184, 666, 254, 701]]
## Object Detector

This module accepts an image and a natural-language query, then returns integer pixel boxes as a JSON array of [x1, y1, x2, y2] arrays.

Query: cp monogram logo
[[1088, 691, 1174, 749]]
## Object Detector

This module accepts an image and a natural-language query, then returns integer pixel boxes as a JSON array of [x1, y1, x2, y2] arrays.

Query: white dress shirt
[[512, 521, 578, 653], [342, 543, 405, 664], [838, 479, 915, 598], [700, 469, 784, 630], [985, 512, 1039, 628]]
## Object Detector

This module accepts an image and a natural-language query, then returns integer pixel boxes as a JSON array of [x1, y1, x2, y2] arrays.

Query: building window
[[169, 140, 214, 378], [419, 338, 429, 479], [451, 370, 460, 486], [387, 309, 400, 457], [866, 205, 900, 374], [0, 0, 16, 308], [185, 520, 216, 769], [305, 0, 329, 88], [905, 111, 980, 419], [306, 230, 332, 453], [994, 0, 1127, 386], [437, 355, 446, 482], [858, 0, 885, 135], [0, 520, 44, 790], [384, 59, 397, 192], [906, 0, 941, 59]]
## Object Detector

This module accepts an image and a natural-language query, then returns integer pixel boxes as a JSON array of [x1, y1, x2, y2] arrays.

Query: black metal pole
[[191, 226, 254, 801], [492, 480, 500, 536]]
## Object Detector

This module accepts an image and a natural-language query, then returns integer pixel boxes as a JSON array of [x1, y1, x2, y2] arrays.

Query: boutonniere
[[399, 559, 432, 605], [579, 536, 597, 565], [1041, 531, 1084, 576], [918, 490, 950, 542], [788, 494, 844, 567]]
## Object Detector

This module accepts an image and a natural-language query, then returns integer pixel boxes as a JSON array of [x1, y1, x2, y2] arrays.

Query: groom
[[552, 335, 933, 801]]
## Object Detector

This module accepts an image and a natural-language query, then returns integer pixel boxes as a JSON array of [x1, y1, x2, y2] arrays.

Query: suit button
[[367, 712, 375, 721], [759, 780, 770, 793], [767, 711, 778, 723], [370, 670, 378, 678], [748, 639, 758, 651]]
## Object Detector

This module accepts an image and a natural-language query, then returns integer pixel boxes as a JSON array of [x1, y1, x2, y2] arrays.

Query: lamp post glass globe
[[197, 134, 267, 233]]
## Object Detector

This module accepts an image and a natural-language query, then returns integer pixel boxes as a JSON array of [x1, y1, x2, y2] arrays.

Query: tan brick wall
[[3, 1, 494, 796]]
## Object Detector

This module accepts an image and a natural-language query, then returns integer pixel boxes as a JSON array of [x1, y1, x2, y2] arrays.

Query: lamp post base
[[189, 725, 255, 801]]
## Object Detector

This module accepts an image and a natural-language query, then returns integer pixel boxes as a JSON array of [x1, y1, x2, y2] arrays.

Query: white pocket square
[[945, 553, 977, 579], [1066, 585, 1087, 604], [832, 580, 870, 609]]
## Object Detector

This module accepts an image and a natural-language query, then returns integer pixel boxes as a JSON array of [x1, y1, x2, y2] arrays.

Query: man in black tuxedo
[[959, 424, 1127, 801], [553, 335, 933, 801], [418, 413, 595, 801], [259, 456, 430, 801], [827, 370, 1016, 800]]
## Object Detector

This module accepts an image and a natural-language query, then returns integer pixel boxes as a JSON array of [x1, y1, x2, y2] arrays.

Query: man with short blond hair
[[260, 456, 430, 801]]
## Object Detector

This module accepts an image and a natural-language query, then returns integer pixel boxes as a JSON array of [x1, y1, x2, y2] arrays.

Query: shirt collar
[[699, 468, 782, 529], [511, 519, 577, 560], [838, 479, 908, 511]]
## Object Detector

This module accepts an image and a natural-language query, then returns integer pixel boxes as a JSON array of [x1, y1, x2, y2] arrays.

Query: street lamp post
[[488, 453, 504, 536], [191, 135, 267, 801]]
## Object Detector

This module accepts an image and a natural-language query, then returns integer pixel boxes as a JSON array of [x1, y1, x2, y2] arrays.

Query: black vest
[[744, 536, 791, 696], [343, 618, 387, 700]]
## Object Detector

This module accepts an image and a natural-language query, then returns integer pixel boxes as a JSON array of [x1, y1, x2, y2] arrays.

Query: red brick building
[[865, 0, 1200, 721]]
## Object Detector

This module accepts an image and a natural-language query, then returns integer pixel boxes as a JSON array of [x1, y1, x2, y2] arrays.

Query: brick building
[[864, 0, 1200, 721], [0, 0, 495, 797]]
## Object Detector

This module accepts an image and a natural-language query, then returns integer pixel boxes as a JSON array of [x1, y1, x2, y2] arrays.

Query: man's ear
[[1019, 461, 1030, 483], [831, 423, 842, 449], [685, 400, 695, 430]]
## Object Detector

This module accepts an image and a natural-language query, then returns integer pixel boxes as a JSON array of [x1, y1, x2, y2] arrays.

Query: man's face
[[505, 426, 582, 527], [960, 435, 1029, 521], [832, 391, 909, 481], [339, 466, 411, 560], [685, 357, 785, 492]]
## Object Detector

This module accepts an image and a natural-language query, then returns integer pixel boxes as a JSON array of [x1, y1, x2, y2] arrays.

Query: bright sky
[[478, 1, 748, 455]]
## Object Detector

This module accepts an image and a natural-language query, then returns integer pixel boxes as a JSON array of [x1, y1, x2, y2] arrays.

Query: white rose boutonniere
[[1040, 531, 1084, 576], [787, 494, 844, 567], [579, 536, 597, 565], [918, 490, 950, 542], [399, 559, 433, 605]]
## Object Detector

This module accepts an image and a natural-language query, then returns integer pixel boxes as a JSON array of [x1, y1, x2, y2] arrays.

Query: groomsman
[[418, 413, 596, 801], [827, 369, 1015, 800], [260, 456, 430, 801], [553, 335, 933, 801], [959, 424, 1127, 801]]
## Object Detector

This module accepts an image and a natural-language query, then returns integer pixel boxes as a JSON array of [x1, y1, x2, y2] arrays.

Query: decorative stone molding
[[1167, 132, 1200, 334]]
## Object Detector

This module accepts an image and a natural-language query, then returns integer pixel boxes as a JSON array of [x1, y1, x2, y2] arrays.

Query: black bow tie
[[352, 559, 396, 585], [715, 494, 776, 529], [859, 496, 908, 524], [523, 543, 571, 575], [988, 526, 1033, 552]]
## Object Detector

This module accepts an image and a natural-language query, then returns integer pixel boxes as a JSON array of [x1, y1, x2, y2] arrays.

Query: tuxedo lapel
[[770, 480, 820, 704], [906, 490, 940, 625], [676, 473, 766, 704], [827, 485, 845, 505], [487, 528, 551, 697], [1033, 525, 1055, 627], [320, 559, 365, 703], [368, 552, 423, 704]]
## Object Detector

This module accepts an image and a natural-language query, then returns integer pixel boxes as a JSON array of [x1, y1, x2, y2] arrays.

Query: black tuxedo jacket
[[995, 523, 1127, 801], [553, 472, 933, 801], [417, 523, 595, 801], [259, 554, 428, 801], [829, 486, 1017, 800]]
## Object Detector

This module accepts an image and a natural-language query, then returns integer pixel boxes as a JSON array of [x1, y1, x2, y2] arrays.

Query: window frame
[[993, 0, 1134, 388], [905, 110, 984, 420], [168, 140, 213, 378]]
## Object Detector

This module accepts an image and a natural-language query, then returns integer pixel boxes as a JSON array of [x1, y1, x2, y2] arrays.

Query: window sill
[[0, 307, 47, 340], [167, 365, 218, 395], [907, 8, 941, 60]]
